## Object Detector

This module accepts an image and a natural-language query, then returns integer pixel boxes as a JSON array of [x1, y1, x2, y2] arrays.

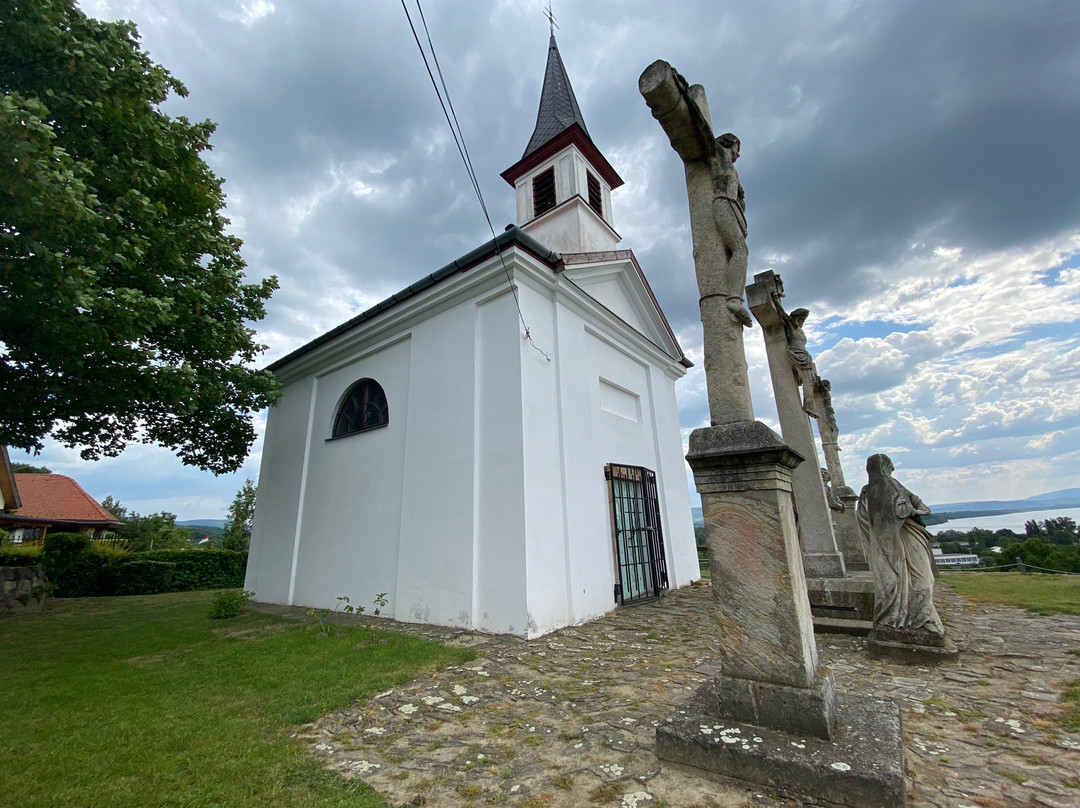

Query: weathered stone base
[[801, 551, 846, 579], [710, 671, 837, 739], [868, 630, 959, 663], [807, 573, 875, 626], [656, 681, 905, 808]]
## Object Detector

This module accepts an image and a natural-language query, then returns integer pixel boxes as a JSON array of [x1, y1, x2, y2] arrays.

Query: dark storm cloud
[[54, 0, 1080, 514]]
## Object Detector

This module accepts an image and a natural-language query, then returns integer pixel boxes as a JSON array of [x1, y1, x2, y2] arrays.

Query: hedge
[[115, 560, 176, 596], [41, 532, 92, 583], [0, 545, 42, 566], [57, 553, 121, 598], [136, 550, 247, 591], [31, 540, 248, 597]]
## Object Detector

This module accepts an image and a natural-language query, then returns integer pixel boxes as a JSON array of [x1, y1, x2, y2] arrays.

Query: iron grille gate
[[605, 464, 669, 605]]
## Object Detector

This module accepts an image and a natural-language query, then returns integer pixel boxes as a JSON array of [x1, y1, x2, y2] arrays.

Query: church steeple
[[501, 34, 624, 254], [522, 35, 590, 158]]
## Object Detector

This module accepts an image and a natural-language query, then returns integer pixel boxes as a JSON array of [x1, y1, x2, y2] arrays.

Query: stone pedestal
[[834, 488, 869, 571], [807, 572, 875, 635], [658, 421, 905, 807], [868, 625, 960, 662], [746, 273, 846, 580]]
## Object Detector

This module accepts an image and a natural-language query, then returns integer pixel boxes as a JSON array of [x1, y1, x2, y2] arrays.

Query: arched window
[[333, 379, 389, 437]]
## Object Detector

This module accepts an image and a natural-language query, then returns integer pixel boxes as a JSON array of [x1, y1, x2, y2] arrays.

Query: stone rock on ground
[[257, 581, 1080, 808]]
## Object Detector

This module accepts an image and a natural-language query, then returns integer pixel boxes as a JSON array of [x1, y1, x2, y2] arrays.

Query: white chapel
[[245, 36, 699, 637]]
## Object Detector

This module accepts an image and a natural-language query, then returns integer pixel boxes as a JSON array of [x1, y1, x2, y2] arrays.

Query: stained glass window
[[333, 379, 389, 437]]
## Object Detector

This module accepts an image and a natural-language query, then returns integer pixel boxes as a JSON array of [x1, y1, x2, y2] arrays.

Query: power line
[[399, 0, 551, 361]]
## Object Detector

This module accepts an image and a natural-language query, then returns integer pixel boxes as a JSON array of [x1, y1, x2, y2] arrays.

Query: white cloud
[[222, 1, 276, 28]]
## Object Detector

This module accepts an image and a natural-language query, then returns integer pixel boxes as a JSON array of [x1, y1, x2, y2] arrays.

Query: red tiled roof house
[[0, 474, 120, 543]]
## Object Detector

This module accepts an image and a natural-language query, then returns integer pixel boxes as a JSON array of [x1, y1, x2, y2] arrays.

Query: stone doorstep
[[656, 684, 905, 808], [813, 616, 873, 637]]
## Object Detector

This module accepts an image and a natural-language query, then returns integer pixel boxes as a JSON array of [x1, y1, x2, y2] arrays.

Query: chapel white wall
[[515, 273, 698, 637], [247, 253, 696, 639], [246, 285, 531, 634]]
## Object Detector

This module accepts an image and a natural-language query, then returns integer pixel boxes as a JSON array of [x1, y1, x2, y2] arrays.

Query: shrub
[[41, 532, 92, 582], [43, 545, 245, 598], [115, 560, 176, 596], [209, 589, 253, 619], [138, 550, 247, 591], [58, 553, 122, 598], [0, 543, 42, 566]]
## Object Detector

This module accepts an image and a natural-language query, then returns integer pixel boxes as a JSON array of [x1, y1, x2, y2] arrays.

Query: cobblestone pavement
[[268, 582, 1080, 808]]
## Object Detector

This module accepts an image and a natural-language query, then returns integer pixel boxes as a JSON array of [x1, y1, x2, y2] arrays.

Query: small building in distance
[[245, 35, 699, 637], [0, 473, 120, 543], [931, 547, 980, 568]]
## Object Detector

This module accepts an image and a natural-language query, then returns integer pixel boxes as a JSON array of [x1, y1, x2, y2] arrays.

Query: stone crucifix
[[746, 270, 847, 579], [640, 61, 904, 806], [638, 61, 754, 425]]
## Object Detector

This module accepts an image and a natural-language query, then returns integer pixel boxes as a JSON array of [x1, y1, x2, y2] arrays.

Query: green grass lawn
[[939, 571, 1080, 615], [0, 591, 474, 808]]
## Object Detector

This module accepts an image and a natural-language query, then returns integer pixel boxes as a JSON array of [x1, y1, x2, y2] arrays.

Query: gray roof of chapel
[[267, 227, 560, 372], [522, 35, 590, 158]]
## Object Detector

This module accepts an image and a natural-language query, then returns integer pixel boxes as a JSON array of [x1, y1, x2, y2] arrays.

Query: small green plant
[[16, 582, 53, 606], [209, 589, 253, 619], [1063, 678, 1080, 732], [308, 593, 391, 643], [305, 605, 336, 636], [552, 773, 574, 790]]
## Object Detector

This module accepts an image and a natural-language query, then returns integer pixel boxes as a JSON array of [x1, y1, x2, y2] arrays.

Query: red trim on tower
[[501, 123, 624, 190]]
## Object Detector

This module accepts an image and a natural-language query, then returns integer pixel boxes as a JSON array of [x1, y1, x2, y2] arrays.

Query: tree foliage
[[11, 463, 50, 473], [1025, 517, 1079, 545], [0, 1, 279, 473], [220, 478, 256, 552], [100, 495, 189, 552]]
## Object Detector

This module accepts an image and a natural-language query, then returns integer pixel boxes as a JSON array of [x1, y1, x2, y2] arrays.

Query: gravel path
[[255, 581, 1080, 807]]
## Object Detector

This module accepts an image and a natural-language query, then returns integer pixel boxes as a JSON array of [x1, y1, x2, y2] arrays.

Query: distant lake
[[927, 506, 1080, 535]]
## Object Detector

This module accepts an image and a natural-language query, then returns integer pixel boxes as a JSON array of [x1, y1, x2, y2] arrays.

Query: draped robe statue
[[856, 454, 945, 645]]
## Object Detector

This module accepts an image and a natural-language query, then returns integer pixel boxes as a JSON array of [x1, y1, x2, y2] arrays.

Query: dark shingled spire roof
[[522, 35, 590, 158]]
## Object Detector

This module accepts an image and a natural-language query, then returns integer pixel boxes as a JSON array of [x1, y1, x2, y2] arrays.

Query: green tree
[[220, 479, 257, 551], [99, 495, 127, 521], [0, 1, 279, 473], [99, 496, 188, 551], [11, 463, 50, 473]]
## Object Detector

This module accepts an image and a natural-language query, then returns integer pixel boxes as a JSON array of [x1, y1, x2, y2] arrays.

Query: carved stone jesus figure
[[856, 454, 945, 645], [640, 61, 755, 423], [775, 301, 822, 419], [710, 132, 752, 327]]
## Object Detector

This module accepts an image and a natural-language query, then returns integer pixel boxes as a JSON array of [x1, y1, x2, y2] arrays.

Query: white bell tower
[[500, 35, 624, 254]]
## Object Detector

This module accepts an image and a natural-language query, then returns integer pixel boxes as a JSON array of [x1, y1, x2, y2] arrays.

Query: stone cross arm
[[639, 60, 712, 163], [746, 270, 786, 333]]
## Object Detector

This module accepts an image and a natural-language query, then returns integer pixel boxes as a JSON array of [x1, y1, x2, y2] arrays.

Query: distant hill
[[692, 488, 1080, 530], [929, 488, 1080, 513], [178, 519, 228, 529]]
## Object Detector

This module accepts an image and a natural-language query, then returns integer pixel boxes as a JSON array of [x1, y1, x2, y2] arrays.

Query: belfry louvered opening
[[587, 171, 602, 216], [606, 463, 669, 605], [532, 166, 556, 217]]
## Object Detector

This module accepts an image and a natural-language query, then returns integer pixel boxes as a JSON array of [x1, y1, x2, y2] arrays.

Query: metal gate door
[[606, 464, 669, 605]]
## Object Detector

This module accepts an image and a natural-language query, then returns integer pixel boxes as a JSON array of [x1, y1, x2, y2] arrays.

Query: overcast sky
[[17, 0, 1080, 519]]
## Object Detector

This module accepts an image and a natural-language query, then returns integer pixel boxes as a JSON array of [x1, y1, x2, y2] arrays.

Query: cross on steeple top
[[543, 3, 558, 36]]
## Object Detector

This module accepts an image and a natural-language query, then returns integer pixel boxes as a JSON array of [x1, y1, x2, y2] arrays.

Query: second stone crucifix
[[637, 62, 754, 426]]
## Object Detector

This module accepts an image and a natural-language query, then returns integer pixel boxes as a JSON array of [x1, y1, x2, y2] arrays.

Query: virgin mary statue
[[856, 454, 945, 644]]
